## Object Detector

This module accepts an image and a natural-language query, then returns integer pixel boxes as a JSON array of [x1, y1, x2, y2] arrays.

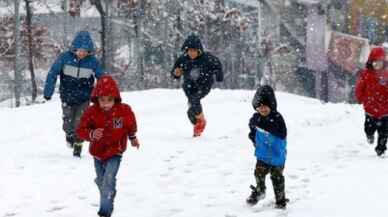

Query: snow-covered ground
[[1, 89, 386, 217]]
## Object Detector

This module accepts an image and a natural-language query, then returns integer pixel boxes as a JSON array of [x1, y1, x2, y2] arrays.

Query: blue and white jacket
[[254, 127, 287, 166], [44, 31, 104, 105]]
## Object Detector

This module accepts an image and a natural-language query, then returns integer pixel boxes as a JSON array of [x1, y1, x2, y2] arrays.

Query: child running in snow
[[171, 33, 223, 137], [77, 75, 140, 217], [44, 31, 104, 157], [246, 85, 288, 209], [355, 47, 388, 156]]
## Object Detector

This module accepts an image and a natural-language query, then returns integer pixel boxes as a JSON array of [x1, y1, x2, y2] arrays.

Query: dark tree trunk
[[90, 0, 106, 69], [14, 0, 22, 107], [25, 0, 37, 102]]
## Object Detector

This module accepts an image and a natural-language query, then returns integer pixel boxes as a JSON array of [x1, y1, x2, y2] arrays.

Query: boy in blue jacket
[[246, 85, 288, 209], [43, 31, 104, 157]]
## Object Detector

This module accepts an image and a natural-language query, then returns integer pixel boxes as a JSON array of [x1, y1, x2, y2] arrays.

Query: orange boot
[[193, 113, 206, 137]]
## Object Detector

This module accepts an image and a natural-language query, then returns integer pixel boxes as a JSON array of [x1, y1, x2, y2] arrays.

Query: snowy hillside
[[1, 89, 386, 217]]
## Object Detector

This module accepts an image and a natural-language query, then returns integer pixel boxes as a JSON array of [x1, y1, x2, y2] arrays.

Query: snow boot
[[275, 198, 289, 209], [367, 134, 375, 145], [375, 146, 386, 157], [66, 134, 75, 148], [246, 185, 265, 206], [73, 142, 83, 157]]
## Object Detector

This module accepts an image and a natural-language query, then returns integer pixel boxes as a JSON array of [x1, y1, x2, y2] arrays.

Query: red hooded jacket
[[77, 75, 137, 161], [355, 47, 388, 118]]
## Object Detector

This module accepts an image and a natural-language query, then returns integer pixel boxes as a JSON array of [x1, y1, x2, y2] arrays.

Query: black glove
[[44, 96, 51, 101]]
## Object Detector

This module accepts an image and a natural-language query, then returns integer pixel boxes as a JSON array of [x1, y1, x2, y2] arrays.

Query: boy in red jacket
[[355, 47, 388, 156], [77, 75, 140, 217]]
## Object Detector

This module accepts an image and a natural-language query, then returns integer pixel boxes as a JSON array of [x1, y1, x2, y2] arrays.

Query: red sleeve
[[124, 104, 137, 139], [355, 71, 366, 104], [76, 106, 95, 141]]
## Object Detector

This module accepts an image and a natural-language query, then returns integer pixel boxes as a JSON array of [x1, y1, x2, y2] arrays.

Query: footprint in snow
[[3, 213, 18, 217], [46, 206, 66, 212], [288, 174, 299, 180]]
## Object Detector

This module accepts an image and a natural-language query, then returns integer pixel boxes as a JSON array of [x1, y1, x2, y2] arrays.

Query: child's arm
[[124, 105, 139, 149], [248, 114, 259, 145], [209, 55, 223, 82], [275, 113, 287, 140], [170, 56, 185, 79], [76, 107, 96, 142], [43, 53, 65, 100], [355, 72, 366, 104], [92, 56, 105, 79]]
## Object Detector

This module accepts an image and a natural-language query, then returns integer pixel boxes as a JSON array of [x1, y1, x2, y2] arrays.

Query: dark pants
[[254, 160, 286, 203], [61, 101, 89, 143], [94, 155, 122, 217], [183, 84, 210, 124], [365, 114, 388, 152]]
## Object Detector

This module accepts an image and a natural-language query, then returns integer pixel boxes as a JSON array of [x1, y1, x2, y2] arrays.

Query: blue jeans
[[94, 155, 122, 217]]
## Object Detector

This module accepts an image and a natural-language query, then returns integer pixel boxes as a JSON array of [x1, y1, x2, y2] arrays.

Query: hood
[[252, 85, 277, 111], [70, 31, 95, 53], [367, 47, 385, 62], [181, 34, 204, 53], [91, 75, 121, 104]]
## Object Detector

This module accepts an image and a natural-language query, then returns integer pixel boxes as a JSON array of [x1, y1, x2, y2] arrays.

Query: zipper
[[76, 59, 81, 78]]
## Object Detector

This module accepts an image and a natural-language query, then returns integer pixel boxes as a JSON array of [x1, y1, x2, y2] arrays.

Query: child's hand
[[131, 138, 140, 149], [91, 128, 104, 141], [174, 68, 183, 77]]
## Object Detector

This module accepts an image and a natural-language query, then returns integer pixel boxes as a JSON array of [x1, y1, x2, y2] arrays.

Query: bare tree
[[89, 0, 112, 71], [14, 0, 23, 107], [24, 0, 37, 102]]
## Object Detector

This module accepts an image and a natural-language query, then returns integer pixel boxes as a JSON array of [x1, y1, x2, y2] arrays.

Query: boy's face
[[98, 96, 115, 111], [187, 48, 199, 59], [373, 60, 384, 71], [75, 49, 88, 59], [256, 104, 271, 117]]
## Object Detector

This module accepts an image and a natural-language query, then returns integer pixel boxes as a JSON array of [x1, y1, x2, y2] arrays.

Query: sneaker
[[246, 185, 265, 206], [367, 134, 375, 145], [73, 143, 83, 157], [193, 115, 206, 137]]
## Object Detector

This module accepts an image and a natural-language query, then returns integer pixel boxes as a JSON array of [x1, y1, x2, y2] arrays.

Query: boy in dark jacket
[[44, 31, 104, 157], [355, 47, 388, 156], [171, 34, 223, 137], [77, 75, 140, 217], [246, 85, 288, 209]]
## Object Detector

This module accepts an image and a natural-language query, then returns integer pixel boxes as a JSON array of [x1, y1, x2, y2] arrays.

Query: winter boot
[[367, 134, 375, 145], [193, 113, 206, 137], [66, 134, 75, 148], [98, 210, 110, 217], [246, 185, 265, 206], [375, 147, 385, 156], [275, 198, 289, 209], [73, 142, 83, 157], [375, 137, 387, 157]]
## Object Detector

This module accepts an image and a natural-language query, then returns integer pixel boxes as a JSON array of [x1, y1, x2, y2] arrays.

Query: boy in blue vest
[[246, 85, 288, 209], [44, 31, 104, 157]]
